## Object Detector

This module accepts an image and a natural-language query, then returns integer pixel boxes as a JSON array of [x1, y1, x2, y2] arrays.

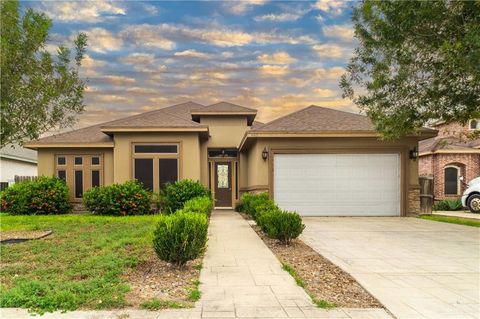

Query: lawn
[[419, 214, 480, 227], [0, 214, 200, 314]]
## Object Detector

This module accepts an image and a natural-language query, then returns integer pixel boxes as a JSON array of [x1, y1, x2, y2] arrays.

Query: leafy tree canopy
[[1, 0, 87, 147], [341, 0, 480, 139]]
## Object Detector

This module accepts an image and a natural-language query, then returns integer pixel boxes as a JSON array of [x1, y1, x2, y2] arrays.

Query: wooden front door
[[214, 162, 232, 207]]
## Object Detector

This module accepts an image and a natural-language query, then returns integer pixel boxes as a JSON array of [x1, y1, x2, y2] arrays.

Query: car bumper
[[461, 194, 468, 207]]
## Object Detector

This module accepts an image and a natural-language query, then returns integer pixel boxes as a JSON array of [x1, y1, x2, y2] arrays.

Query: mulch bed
[[122, 248, 201, 308], [241, 214, 382, 308], [0, 230, 53, 244]]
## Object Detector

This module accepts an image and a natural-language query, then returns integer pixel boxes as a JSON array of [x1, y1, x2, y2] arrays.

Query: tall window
[[470, 119, 478, 130], [444, 166, 459, 195], [132, 144, 179, 192]]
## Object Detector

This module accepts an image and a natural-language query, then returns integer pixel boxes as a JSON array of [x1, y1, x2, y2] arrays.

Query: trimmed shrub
[[0, 176, 71, 215], [153, 212, 208, 266], [160, 179, 210, 214], [180, 196, 213, 216], [234, 200, 244, 213], [257, 209, 305, 244], [240, 192, 275, 220], [83, 180, 152, 215], [433, 199, 463, 211]]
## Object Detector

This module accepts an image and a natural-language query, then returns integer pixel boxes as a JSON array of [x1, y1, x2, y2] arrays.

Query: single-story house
[[25, 101, 437, 216], [0, 144, 37, 190], [419, 120, 480, 200]]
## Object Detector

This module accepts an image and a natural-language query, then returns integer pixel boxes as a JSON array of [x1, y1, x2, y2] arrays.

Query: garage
[[273, 153, 401, 216]]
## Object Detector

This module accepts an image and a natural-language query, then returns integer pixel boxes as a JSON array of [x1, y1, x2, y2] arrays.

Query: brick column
[[407, 186, 421, 216]]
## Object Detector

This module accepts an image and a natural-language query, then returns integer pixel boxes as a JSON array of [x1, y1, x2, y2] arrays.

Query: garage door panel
[[274, 153, 400, 216]]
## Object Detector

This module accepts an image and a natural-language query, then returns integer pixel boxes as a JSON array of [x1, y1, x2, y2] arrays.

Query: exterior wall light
[[262, 147, 268, 161], [409, 147, 418, 160]]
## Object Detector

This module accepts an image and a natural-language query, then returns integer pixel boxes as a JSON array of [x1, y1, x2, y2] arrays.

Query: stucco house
[[25, 101, 436, 216], [0, 144, 38, 190], [419, 120, 480, 200]]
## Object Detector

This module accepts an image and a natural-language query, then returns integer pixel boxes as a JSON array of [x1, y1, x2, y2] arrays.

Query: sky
[[23, 0, 358, 128]]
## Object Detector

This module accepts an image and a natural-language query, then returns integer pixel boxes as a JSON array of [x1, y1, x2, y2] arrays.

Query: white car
[[461, 177, 480, 214]]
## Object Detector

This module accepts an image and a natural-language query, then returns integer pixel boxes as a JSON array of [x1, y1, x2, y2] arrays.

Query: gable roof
[[0, 144, 37, 163], [252, 105, 374, 132], [419, 136, 480, 155], [191, 101, 257, 125]]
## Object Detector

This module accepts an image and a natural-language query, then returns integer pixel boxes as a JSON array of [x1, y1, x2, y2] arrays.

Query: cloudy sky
[[24, 0, 358, 128]]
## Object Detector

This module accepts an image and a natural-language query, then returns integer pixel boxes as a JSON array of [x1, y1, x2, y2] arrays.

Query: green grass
[[419, 214, 480, 227], [281, 262, 335, 309], [140, 298, 187, 310], [0, 214, 164, 314], [188, 280, 201, 302]]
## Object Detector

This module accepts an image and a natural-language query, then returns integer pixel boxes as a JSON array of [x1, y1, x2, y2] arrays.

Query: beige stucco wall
[[112, 132, 202, 184], [241, 136, 421, 215], [36, 148, 114, 185]]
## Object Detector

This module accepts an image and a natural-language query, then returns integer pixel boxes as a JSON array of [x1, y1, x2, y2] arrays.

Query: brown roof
[[251, 121, 264, 129], [192, 101, 257, 114], [252, 105, 375, 132], [419, 136, 480, 153], [26, 123, 114, 145]]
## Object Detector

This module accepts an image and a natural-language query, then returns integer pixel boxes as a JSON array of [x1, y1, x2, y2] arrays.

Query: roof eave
[[24, 142, 115, 149], [0, 154, 37, 164], [100, 127, 209, 133]]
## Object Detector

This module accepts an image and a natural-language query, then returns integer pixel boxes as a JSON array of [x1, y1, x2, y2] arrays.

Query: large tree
[[1, 0, 87, 147], [340, 0, 480, 140]]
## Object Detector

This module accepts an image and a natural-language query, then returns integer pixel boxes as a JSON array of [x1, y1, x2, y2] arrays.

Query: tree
[[1, 0, 87, 147], [340, 0, 480, 140]]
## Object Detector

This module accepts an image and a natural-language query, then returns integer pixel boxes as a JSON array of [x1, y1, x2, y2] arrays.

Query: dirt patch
[[122, 248, 201, 308], [1, 230, 52, 243], [242, 214, 382, 308]]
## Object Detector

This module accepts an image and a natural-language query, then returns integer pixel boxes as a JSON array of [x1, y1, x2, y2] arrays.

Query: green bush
[[83, 180, 152, 215], [0, 176, 71, 215], [257, 209, 305, 244], [240, 192, 276, 220], [234, 200, 244, 213], [160, 180, 210, 214], [179, 196, 213, 216], [153, 212, 208, 266], [433, 199, 463, 211]]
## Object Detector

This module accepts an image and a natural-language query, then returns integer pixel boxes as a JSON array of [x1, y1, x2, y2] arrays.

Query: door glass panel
[[159, 158, 178, 190], [134, 159, 153, 191], [58, 170, 66, 181], [75, 170, 83, 198], [217, 164, 229, 188], [92, 170, 100, 187]]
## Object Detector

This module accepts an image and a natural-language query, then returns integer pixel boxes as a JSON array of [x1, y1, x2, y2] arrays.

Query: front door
[[214, 162, 232, 207]]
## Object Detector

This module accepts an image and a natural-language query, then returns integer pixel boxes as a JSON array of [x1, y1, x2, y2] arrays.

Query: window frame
[[469, 119, 479, 131], [74, 156, 83, 166], [91, 156, 101, 166], [57, 156, 67, 166], [131, 143, 180, 192], [444, 165, 460, 195]]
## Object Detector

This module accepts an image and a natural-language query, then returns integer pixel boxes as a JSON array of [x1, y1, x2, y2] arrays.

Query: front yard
[[0, 214, 201, 313]]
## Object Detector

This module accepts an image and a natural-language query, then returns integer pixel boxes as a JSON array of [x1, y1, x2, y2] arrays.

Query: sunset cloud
[[38, 0, 126, 23], [103, 75, 136, 85], [225, 0, 267, 15], [314, 88, 336, 98], [258, 65, 289, 76], [83, 28, 123, 53], [323, 24, 355, 42], [174, 49, 210, 59], [257, 52, 296, 65], [312, 43, 351, 59]]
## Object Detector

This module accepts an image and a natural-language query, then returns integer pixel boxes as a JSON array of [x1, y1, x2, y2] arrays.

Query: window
[[444, 166, 459, 195], [58, 170, 66, 181], [74, 156, 83, 165], [217, 164, 229, 188], [92, 170, 100, 187], [134, 159, 153, 191], [57, 156, 66, 165], [134, 144, 177, 154], [75, 170, 83, 198], [91, 156, 100, 165], [235, 162, 239, 199], [159, 159, 178, 189], [470, 119, 478, 130], [208, 149, 238, 158]]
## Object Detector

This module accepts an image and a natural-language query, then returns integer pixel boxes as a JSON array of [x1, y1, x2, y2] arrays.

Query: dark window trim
[[91, 156, 100, 165], [74, 170, 83, 198], [57, 156, 66, 166], [133, 143, 178, 154], [74, 156, 83, 165]]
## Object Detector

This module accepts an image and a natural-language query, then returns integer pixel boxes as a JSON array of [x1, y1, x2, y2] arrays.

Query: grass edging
[[419, 214, 480, 227], [281, 262, 335, 309]]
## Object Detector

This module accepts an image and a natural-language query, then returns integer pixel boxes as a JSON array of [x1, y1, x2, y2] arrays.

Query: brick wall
[[435, 122, 471, 138], [419, 153, 480, 200], [408, 186, 421, 216]]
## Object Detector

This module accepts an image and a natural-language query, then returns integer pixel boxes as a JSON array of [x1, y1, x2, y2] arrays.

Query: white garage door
[[274, 153, 401, 216]]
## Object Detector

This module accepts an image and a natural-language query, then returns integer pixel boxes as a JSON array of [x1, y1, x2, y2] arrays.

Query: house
[[0, 144, 38, 190], [419, 120, 480, 200], [25, 101, 437, 216]]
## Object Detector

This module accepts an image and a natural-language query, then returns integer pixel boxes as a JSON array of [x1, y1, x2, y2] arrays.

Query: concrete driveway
[[301, 217, 480, 319]]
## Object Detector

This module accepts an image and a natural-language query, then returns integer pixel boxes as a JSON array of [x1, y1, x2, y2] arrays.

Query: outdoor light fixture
[[221, 148, 225, 157], [262, 147, 268, 161], [409, 147, 418, 160]]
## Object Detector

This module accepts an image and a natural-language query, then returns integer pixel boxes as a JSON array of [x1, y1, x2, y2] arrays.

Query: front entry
[[214, 162, 232, 207]]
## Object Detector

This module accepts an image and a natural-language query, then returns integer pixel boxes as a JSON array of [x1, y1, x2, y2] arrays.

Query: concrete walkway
[[433, 210, 480, 220], [1, 211, 392, 319], [302, 217, 480, 319]]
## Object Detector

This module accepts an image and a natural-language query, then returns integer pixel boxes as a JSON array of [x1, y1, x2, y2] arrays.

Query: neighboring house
[[25, 101, 436, 216], [419, 120, 480, 200], [0, 144, 38, 189]]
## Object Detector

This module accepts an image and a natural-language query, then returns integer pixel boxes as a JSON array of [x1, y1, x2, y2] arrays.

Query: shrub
[[180, 196, 213, 216], [433, 199, 463, 211], [240, 192, 276, 220], [257, 209, 305, 244], [160, 180, 210, 214], [83, 180, 152, 215], [0, 176, 71, 215], [153, 212, 208, 266], [234, 200, 244, 213]]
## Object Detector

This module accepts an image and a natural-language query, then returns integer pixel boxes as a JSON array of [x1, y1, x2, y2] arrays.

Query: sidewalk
[[432, 210, 480, 220]]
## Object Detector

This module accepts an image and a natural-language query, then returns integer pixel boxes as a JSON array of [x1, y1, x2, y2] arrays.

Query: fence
[[419, 176, 434, 214]]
